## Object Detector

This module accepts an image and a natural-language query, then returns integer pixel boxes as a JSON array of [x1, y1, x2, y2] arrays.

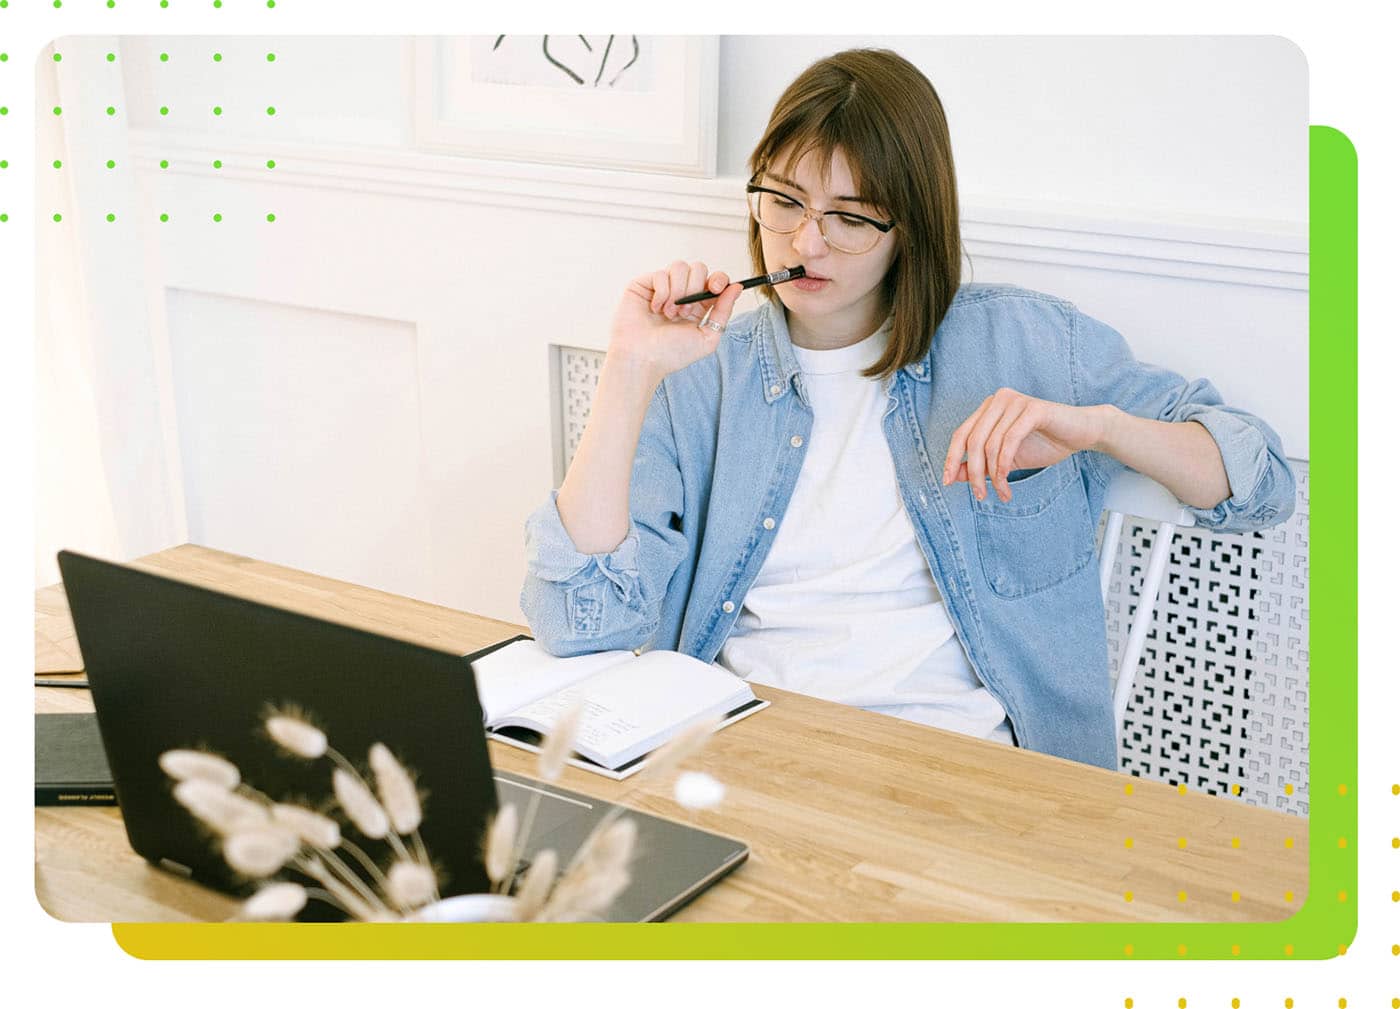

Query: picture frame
[[413, 36, 720, 177]]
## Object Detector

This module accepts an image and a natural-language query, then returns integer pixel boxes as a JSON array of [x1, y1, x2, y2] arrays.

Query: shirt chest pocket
[[970, 458, 1096, 599]]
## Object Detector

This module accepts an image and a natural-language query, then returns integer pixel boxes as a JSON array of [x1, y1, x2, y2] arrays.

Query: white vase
[[406, 893, 520, 923]]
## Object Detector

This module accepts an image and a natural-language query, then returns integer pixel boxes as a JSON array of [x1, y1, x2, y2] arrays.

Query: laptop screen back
[[56, 550, 498, 911]]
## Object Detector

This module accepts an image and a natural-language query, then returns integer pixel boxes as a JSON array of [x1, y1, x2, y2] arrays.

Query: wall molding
[[129, 128, 1308, 292]]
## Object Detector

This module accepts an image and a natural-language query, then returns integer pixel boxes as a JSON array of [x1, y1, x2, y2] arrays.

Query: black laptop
[[55, 550, 748, 922]]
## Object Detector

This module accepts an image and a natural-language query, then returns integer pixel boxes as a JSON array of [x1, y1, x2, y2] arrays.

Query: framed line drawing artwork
[[413, 36, 720, 177]]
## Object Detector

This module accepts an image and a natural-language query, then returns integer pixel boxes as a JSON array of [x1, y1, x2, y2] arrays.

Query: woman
[[519, 48, 1295, 770]]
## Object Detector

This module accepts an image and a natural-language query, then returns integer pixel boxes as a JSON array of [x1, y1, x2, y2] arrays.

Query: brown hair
[[747, 48, 962, 380]]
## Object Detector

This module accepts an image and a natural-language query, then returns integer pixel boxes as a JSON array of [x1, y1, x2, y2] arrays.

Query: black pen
[[674, 265, 806, 305]]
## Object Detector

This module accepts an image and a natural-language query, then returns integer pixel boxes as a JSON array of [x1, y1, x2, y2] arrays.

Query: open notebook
[[469, 639, 767, 780]]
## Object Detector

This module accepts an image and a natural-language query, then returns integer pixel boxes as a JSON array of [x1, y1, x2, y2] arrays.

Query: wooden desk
[[36, 545, 1308, 923]]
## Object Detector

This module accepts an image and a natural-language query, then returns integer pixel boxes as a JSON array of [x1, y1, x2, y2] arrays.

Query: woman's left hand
[[942, 388, 1113, 503]]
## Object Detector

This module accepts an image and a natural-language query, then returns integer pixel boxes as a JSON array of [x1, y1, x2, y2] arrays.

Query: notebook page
[[470, 640, 634, 724], [500, 652, 753, 768]]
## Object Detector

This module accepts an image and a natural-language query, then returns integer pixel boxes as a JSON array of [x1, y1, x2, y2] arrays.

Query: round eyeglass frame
[[745, 181, 896, 254]]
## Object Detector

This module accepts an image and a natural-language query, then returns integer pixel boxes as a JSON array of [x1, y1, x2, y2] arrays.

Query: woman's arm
[[942, 302, 1295, 531], [943, 394, 1230, 509], [557, 262, 743, 553], [1092, 409, 1231, 509]]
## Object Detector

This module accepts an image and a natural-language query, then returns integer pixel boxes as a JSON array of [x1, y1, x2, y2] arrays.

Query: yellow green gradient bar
[[112, 125, 1355, 961]]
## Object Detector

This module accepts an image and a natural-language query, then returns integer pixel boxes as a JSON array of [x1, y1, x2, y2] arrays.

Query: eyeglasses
[[745, 182, 896, 255]]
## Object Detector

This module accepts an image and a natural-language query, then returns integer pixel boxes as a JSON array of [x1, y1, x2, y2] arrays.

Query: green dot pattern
[[160, 53, 169, 63], [213, 160, 222, 169], [160, 160, 169, 169], [0, 161, 8, 169], [266, 160, 276, 169], [107, 160, 116, 169], [213, 53, 222, 62], [0, 214, 8, 223], [160, 107, 169, 116], [213, 106, 222, 116], [0, 108, 8, 117], [267, 213, 276, 222], [52, 53, 62, 63], [107, 107, 116, 116], [53, 107, 62, 116], [52, 160, 62, 169], [266, 106, 276, 116], [106, 213, 115, 222], [160, 0, 168, 7], [213, 213, 222, 222], [53, 213, 62, 222], [0, 54, 8, 62], [108, 0, 115, 7], [160, 213, 169, 222], [267, 53, 276, 62], [107, 53, 116, 62]]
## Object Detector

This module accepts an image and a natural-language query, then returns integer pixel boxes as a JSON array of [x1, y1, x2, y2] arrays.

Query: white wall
[[36, 35, 1307, 628]]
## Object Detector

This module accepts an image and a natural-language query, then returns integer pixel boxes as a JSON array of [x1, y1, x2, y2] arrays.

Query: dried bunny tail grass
[[536, 702, 584, 783], [384, 859, 438, 911], [580, 817, 637, 876], [271, 803, 341, 849], [296, 856, 382, 921], [541, 816, 638, 920], [537, 700, 585, 782], [483, 803, 518, 887], [222, 826, 301, 878], [645, 714, 722, 781], [263, 706, 327, 759], [513, 848, 558, 921], [673, 770, 726, 810], [235, 882, 307, 921], [158, 749, 240, 789], [539, 865, 632, 922], [174, 779, 270, 834], [369, 742, 421, 834], [332, 768, 389, 839]]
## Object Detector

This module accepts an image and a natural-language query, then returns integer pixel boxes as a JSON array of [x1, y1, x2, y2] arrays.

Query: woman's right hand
[[608, 260, 744, 385]]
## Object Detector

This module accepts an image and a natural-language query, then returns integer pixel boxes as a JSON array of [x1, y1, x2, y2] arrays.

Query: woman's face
[[756, 145, 898, 344]]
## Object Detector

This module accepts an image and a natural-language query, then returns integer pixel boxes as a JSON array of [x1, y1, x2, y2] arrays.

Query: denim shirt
[[521, 283, 1297, 769]]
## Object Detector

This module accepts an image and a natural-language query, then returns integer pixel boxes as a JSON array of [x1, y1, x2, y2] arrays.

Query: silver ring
[[699, 318, 725, 333]]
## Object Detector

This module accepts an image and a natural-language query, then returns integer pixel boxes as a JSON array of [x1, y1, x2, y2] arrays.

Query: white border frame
[[412, 36, 719, 177]]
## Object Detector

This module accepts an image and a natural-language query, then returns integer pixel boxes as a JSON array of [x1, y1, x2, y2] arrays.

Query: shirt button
[[763, 517, 775, 530], [722, 600, 735, 613], [915, 364, 925, 375], [770, 383, 782, 396], [790, 435, 803, 448]]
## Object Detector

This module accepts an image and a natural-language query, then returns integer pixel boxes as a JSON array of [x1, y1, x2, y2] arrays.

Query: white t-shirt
[[715, 320, 1014, 746]]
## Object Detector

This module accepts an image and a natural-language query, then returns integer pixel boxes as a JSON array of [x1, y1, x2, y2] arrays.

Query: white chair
[[1099, 470, 1196, 726]]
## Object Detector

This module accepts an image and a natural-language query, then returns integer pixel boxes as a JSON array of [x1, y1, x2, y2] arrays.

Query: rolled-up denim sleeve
[[1070, 306, 1297, 533], [519, 382, 689, 656]]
